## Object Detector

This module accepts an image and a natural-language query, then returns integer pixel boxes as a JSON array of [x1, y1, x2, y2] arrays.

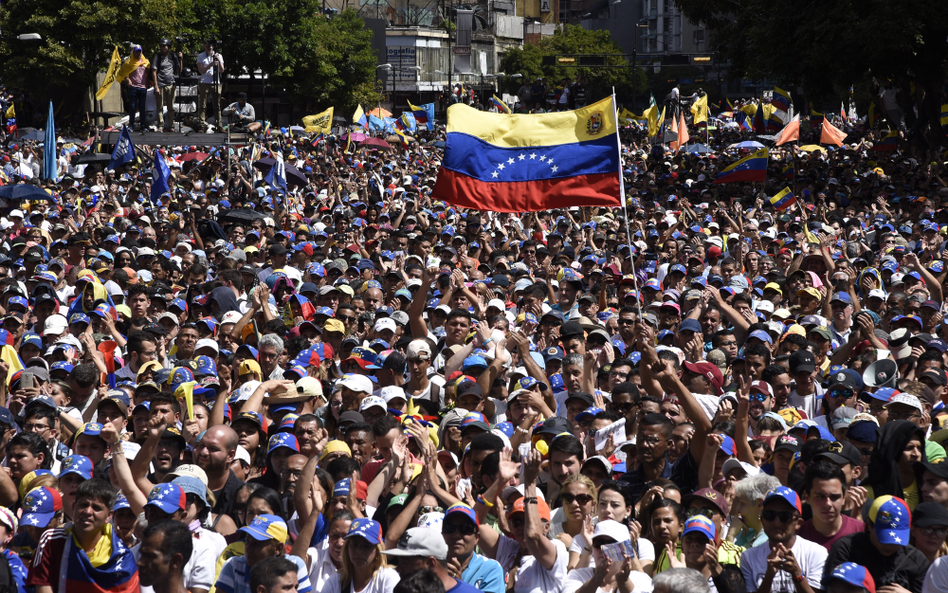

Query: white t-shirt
[[788, 384, 825, 420], [496, 535, 569, 593], [323, 566, 399, 593], [568, 533, 655, 566], [563, 567, 652, 593], [923, 555, 948, 593], [740, 536, 827, 593], [307, 540, 341, 591], [133, 529, 218, 593]]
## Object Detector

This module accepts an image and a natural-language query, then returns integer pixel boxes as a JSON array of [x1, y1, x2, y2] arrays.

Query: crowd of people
[[0, 91, 942, 593]]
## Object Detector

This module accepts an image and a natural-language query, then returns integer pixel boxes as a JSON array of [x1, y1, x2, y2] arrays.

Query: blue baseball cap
[[145, 483, 187, 515], [763, 485, 803, 514], [267, 433, 299, 455], [680, 318, 702, 334], [59, 455, 94, 480], [240, 514, 289, 543], [21, 487, 63, 528], [345, 518, 383, 545], [683, 515, 715, 540]]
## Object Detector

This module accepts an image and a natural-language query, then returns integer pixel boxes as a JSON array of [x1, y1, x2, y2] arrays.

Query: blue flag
[[42, 102, 56, 181], [108, 126, 136, 171], [150, 149, 171, 203], [368, 115, 385, 132], [264, 153, 287, 193]]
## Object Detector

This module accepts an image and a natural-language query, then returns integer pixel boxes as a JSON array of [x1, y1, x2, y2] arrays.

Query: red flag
[[820, 118, 847, 147], [674, 112, 689, 151]]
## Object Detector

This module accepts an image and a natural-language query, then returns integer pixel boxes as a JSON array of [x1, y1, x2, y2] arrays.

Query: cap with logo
[[867, 495, 911, 545]]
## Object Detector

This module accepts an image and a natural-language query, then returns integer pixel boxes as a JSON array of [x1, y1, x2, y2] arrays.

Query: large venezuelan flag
[[713, 148, 769, 184], [64, 527, 139, 593], [769, 187, 797, 211], [432, 96, 621, 212]]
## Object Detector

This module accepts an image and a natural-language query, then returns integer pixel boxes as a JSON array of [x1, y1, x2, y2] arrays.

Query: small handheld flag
[[264, 151, 288, 192], [769, 187, 797, 211], [150, 149, 171, 203], [491, 95, 511, 114], [108, 125, 136, 171]]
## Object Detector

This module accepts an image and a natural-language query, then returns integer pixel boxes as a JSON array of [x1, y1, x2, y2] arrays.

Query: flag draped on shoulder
[[432, 96, 622, 212], [95, 46, 123, 101], [769, 187, 797, 211], [713, 148, 769, 184], [774, 115, 800, 146], [62, 525, 139, 593], [302, 108, 333, 135]]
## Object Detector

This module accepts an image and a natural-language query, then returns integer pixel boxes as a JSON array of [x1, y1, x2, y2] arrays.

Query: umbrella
[[342, 132, 367, 143], [77, 153, 114, 164], [431, 140, 446, 148], [17, 129, 44, 141], [289, 126, 306, 133], [798, 145, 827, 153], [682, 143, 712, 154], [364, 137, 392, 150], [251, 158, 308, 187], [0, 184, 54, 202], [731, 140, 764, 149], [180, 152, 209, 162], [385, 134, 415, 144], [332, 116, 347, 124], [367, 107, 393, 118]]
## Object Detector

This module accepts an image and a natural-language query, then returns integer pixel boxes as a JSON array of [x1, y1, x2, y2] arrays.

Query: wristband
[[515, 426, 530, 435], [477, 495, 494, 508], [792, 573, 806, 583], [523, 497, 538, 504]]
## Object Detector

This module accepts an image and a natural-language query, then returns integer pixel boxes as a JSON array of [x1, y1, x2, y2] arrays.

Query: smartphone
[[21, 372, 33, 390]]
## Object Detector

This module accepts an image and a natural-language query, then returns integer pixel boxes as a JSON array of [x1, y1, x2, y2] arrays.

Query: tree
[[673, 0, 948, 101], [500, 25, 647, 104], [0, 0, 177, 119]]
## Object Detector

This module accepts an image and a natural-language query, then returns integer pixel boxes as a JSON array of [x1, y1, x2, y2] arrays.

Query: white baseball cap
[[359, 395, 387, 412], [195, 338, 219, 354], [380, 385, 408, 403], [221, 311, 243, 325], [406, 340, 432, 360], [43, 314, 67, 336], [374, 317, 396, 334], [337, 374, 373, 394]]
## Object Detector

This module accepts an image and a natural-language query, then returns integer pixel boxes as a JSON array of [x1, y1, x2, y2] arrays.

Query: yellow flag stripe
[[446, 96, 616, 148]]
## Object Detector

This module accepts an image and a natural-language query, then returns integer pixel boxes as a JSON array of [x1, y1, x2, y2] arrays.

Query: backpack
[[0, 551, 19, 593]]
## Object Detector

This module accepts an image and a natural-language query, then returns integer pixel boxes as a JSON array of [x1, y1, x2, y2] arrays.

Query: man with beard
[[748, 381, 775, 435], [137, 521, 193, 593], [130, 416, 186, 490], [194, 425, 243, 521]]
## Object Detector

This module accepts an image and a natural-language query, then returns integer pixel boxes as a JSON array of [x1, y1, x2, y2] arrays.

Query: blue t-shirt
[[448, 577, 485, 593], [460, 553, 505, 593], [3, 549, 26, 593], [216, 554, 312, 593]]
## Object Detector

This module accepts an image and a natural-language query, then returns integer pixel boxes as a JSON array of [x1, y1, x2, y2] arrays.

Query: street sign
[[453, 47, 471, 55]]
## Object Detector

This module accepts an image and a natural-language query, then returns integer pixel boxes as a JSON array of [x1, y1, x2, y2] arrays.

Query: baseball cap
[[59, 455, 94, 480], [867, 495, 911, 545], [773, 434, 801, 454], [682, 514, 716, 541], [682, 361, 723, 395], [21, 487, 63, 528], [789, 350, 816, 375], [240, 514, 289, 543], [507, 496, 551, 522], [345, 518, 383, 545], [444, 503, 478, 525], [682, 487, 729, 516], [826, 563, 875, 593], [591, 519, 631, 543], [763, 486, 803, 514], [380, 527, 448, 560], [145, 483, 187, 515], [913, 501, 948, 528]]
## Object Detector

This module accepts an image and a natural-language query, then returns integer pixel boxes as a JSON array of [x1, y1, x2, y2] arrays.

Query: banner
[[303, 107, 334, 135]]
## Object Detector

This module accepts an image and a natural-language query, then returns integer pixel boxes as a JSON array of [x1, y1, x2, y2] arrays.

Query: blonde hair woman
[[551, 473, 598, 548], [326, 518, 398, 593]]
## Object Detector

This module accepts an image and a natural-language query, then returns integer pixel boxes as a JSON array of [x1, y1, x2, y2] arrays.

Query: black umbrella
[[251, 158, 308, 187], [0, 184, 54, 201], [77, 153, 113, 164], [17, 129, 45, 141]]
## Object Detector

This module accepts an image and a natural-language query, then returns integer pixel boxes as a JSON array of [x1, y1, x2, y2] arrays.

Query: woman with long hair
[[551, 474, 598, 548], [863, 419, 927, 510], [648, 498, 684, 574], [568, 480, 655, 574], [326, 518, 398, 593]]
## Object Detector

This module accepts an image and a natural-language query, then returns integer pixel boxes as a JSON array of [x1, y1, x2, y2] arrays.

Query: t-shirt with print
[[741, 535, 827, 593]]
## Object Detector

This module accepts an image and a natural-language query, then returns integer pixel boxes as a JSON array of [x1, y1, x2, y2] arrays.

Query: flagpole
[[612, 89, 643, 322]]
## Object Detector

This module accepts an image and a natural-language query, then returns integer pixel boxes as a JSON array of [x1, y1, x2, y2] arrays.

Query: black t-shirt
[[824, 531, 930, 593], [213, 470, 245, 522]]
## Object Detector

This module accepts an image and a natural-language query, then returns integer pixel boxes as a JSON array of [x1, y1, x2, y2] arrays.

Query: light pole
[[377, 64, 392, 112], [631, 20, 648, 112]]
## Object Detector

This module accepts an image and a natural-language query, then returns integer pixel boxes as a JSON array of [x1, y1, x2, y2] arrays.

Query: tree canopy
[[673, 0, 948, 98], [0, 0, 380, 119], [500, 25, 647, 103]]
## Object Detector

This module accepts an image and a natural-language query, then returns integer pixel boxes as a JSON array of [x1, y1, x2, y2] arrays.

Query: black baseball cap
[[913, 502, 948, 527], [815, 440, 861, 467], [916, 459, 948, 481], [773, 434, 801, 454], [537, 416, 571, 435], [789, 350, 816, 375], [565, 391, 595, 409]]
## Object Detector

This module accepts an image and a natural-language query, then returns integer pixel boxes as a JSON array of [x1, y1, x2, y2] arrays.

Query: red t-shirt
[[797, 514, 865, 551], [26, 528, 68, 593]]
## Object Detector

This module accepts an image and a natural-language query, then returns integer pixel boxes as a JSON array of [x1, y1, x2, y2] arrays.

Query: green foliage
[[673, 0, 948, 99], [0, 0, 177, 98], [499, 25, 647, 101], [0, 0, 379, 117]]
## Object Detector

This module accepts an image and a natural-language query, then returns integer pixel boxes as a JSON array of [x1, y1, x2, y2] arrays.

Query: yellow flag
[[690, 95, 708, 124], [353, 104, 365, 125], [4, 104, 13, 119], [302, 107, 334, 135], [617, 107, 636, 125], [649, 106, 665, 137], [95, 46, 123, 101], [1, 345, 23, 388]]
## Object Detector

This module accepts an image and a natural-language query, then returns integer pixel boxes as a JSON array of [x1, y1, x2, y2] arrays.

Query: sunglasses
[[562, 493, 594, 505], [338, 316, 356, 323], [686, 507, 716, 520], [749, 392, 769, 402], [828, 389, 854, 399], [419, 505, 444, 515], [761, 509, 798, 523], [443, 522, 477, 536]]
